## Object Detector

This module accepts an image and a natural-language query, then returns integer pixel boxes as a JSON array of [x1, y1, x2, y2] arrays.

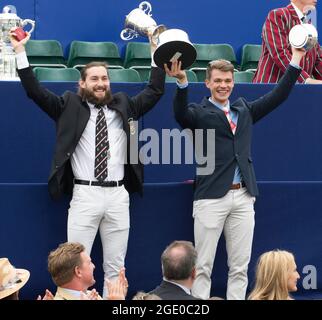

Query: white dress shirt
[[16, 51, 126, 181]]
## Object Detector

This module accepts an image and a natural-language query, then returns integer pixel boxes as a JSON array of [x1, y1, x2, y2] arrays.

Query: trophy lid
[[0, 5, 19, 19], [153, 29, 197, 70]]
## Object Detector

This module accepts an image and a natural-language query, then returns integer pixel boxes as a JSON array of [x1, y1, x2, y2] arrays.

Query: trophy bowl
[[120, 1, 166, 43], [153, 29, 197, 70], [289, 23, 318, 50]]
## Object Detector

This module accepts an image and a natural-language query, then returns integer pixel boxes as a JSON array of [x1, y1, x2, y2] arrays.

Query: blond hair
[[48, 242, 85, 287], [248, 250, 296, 300]]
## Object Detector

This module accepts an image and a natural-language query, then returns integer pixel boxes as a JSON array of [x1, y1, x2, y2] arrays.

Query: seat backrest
[[233, 71, 254, 83], [124, 42, 151, 68], [67, 41, 123, 68], [240, 44, 262, 71], [33, 67, 81, 81], [25, 40, 66, 67], [108, 69, 141, 82], [166, 70, 198, 83], [190, 43, 237, 69]]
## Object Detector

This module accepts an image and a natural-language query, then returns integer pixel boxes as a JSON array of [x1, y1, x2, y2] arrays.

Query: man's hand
[[164, 60, 187, 84], [105, 267, 128, 300], [290, 46, 306, 66], [36, 289, 54, 300], [305, 77, 322, 84], [80, 288, 101, 300], [9, 27, 30, 53]]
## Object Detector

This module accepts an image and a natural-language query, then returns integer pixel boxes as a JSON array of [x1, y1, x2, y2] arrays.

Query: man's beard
[[79, 86, 113, 106]]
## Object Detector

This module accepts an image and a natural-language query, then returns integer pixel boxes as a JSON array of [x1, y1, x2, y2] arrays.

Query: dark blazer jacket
[[18, 66, 165, 200], [150, 280, 200, 300], [174, 65, 301, 200]]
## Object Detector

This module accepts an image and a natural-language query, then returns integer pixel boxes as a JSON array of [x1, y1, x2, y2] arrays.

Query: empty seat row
[[25, 40, 262, 76], [33, 67, 254, 83]]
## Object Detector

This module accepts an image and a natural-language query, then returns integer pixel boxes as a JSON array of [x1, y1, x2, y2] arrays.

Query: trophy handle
[[21, 19, 35, 34], [120, 28, 139, 41], [139, 1, 152, 16]]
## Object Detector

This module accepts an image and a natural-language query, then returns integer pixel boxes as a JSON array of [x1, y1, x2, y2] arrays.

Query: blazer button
[[67, 153, 71, 157], [55, 165, 59, 169]]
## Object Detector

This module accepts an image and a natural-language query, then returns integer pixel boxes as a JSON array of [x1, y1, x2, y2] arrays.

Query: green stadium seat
[[108, 69, 141, 82], [33, 67, 81, 81], [189, 43, 238, 81], [124, 42, 151, 81], [233, 71, 254, 83], [25, 40, 66, 68], [67, 41, 123, 70], [240, 44, 262, 72]]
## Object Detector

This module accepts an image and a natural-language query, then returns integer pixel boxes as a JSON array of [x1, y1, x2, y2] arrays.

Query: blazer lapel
[[287, 3, 301, 25], [201, 97, 232, 132], [75, 101, 90, 142], [231, 101, 245, 136]]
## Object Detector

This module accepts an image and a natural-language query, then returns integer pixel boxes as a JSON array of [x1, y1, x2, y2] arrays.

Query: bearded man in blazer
[[10, 29, 165, 296], [164, 47, 305, 299]]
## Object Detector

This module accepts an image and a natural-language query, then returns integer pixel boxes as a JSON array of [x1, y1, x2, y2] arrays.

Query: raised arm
[[10, 28, 65, 121], [250, 47, 305, 123], [129, 35, 165, 119], [165, 60, 196, 129]]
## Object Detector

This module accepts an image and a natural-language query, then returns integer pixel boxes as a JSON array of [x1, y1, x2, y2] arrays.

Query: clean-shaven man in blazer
[[253, 0, 322, 84], [48, 242, 101, 300], [10, 29, 165, 296], [164, 47, 305, 300], [150, 241, 200, 300]]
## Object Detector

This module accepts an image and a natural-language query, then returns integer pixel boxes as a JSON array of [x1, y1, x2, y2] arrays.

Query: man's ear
[[79, 80, 85, 89], [205, 79, 210, 89], [75, 265, 82, 278]]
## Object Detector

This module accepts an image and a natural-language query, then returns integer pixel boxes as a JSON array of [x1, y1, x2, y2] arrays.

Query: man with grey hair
[[150, 240, 200, 300]]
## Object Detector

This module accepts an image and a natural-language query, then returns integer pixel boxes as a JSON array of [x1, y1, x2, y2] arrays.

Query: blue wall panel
[[5, 0, 305, 61]]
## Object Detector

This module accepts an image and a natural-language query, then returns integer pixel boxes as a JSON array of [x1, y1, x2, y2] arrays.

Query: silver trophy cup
[[120, 1, 166, 44], [120, 2, 196, 70], [0, 5, 35, 80], [289, 23, 318, 50]]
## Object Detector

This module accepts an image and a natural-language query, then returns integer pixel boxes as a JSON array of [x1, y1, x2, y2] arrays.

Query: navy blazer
[[18, 66, 165, 200], [150, 280, 200, 300], [174, 65, 301, 200]]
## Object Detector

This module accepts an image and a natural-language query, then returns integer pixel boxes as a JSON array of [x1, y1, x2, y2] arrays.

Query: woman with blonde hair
[[248, 250, 300, 300]]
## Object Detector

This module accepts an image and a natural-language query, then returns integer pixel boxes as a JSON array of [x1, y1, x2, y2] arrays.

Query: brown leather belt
[[230, 181, 246, 190]]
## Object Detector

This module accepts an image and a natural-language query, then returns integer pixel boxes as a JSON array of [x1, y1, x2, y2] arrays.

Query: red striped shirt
[[253, 4, 322, 83]]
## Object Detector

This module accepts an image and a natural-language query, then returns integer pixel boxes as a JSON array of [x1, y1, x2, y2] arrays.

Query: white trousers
[[67, 184, 129, 296], [191, 188, 255, 300]]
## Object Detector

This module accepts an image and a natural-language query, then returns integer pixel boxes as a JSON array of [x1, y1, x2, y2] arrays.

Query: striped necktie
[[94, 105, 110, 181], [222, 107, 236, 134]]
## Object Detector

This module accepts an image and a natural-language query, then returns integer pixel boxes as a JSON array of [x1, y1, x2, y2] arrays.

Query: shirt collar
[[59, 287, 83, 298], [163, 278, 191, 295], [87, 101, 107, 110], [208, 97, 230, 111], [291, 2, 305, 21]]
